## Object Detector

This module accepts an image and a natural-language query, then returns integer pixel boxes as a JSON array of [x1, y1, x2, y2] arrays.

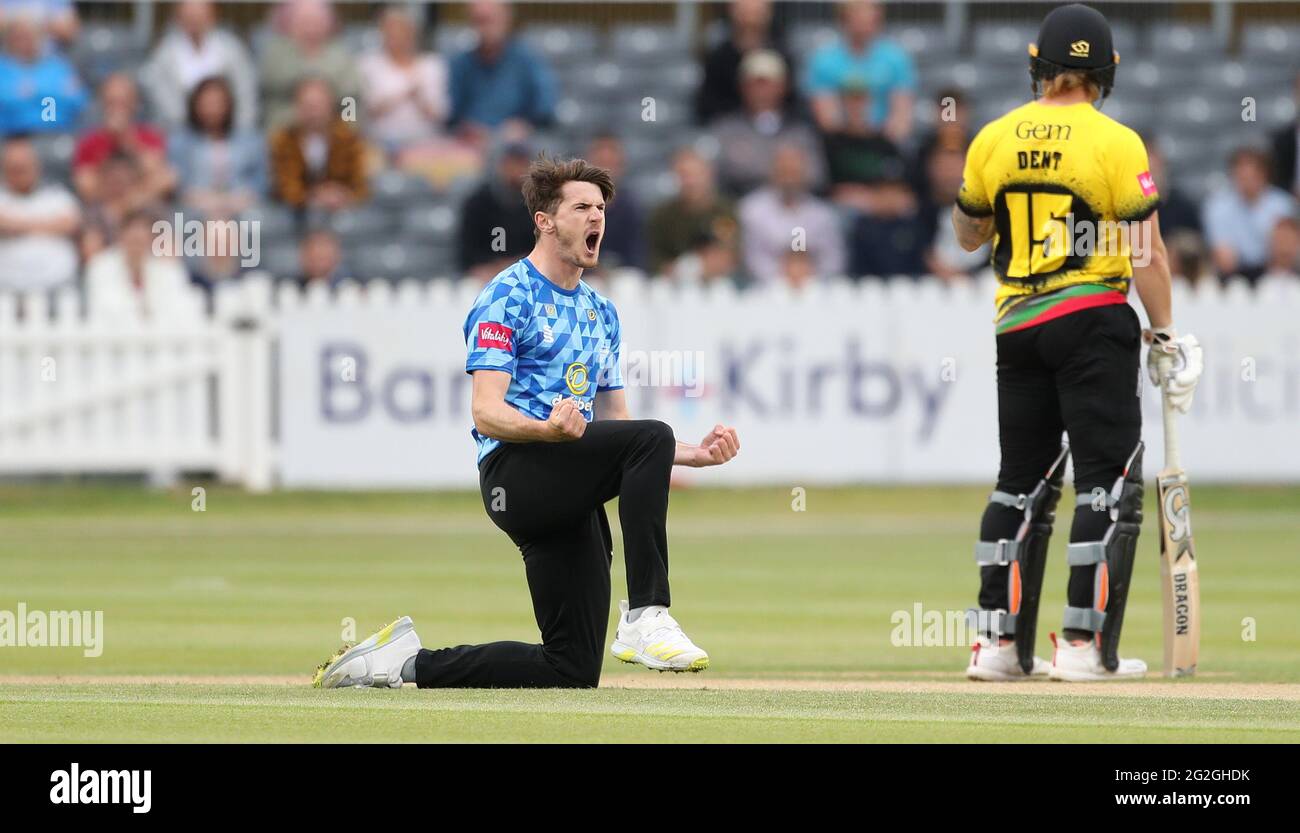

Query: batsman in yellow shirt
[[951, 4, 1204, 682]]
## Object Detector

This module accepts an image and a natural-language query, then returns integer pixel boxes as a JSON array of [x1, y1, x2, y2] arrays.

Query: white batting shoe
[[313, 616, 422, 689], [1047, 632, 1147, 681], [610, 601, 709, 672], [965, 636, 1049, 681]]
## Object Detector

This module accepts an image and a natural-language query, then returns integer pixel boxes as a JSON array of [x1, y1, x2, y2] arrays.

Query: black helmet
[[1029, 4, 1119, 102]]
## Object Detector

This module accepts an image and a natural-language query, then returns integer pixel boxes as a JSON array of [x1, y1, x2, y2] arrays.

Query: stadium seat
[[1147, 23, 1221, 64], [31, 134, 75, 183], [70, 23, 143, 86], [788, 23, 838, 58], [242, 204, 298, 241], [971, 23, 1039, 59], [329, 206, 393, 245], [261, 244, 301, 279], [523, 25, 598, 66], [356, 243, 421, 281], [370, 171, 435, 208], [432, 25, 475, 55], [1109, 21, 1139, 59], [893, 24, 948, 63], [402, 204, 457, 245], [640, 63, 703, 99], [342, 25, 382, 55], [1159, 93, 1242, 133], [554, 97, 616, 137], [610, 25, 690, 65], [1241, 24, 1300, 61], [564, 60, 625, 102]]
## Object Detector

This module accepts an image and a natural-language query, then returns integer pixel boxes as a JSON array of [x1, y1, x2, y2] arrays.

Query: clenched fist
[[545, 398, 587, 441]]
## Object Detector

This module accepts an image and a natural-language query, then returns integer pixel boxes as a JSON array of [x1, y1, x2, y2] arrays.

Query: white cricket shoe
[[313, 616, 422, 689], [610, 600, 709, 673], [1047, 632, 1147, 681], [965, 636, 1050, 681]]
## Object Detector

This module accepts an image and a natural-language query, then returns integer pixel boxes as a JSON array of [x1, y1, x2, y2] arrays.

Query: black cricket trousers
[[978, 303, 1143, 623], [413, 419, 676, 688]]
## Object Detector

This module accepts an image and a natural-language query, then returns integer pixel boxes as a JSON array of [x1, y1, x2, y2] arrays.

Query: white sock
[[401, 654, 418, 683], [627, 606, 648, 623]]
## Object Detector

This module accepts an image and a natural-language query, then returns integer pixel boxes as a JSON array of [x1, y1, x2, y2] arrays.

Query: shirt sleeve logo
[[476, 322, 514, 352], [1137, 171, 1158, 197]]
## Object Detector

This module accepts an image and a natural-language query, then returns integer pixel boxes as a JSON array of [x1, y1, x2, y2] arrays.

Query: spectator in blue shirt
[[804, 0, 915, 144], [1202, 147, 1298, 284], [448, 0, 557, 143], [0, 15, 86, 136]]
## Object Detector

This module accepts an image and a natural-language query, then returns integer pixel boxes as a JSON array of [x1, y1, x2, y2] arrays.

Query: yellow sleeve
[[1107, 127, 1160, 222], [955, 125, 994, 218]]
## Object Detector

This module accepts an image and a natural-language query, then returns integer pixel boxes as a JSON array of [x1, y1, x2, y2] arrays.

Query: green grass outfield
[[2, 483, 1298, 743]]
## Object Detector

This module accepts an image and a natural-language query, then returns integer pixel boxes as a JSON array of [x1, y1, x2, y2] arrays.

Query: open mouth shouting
[[584, 230, 601, 257]]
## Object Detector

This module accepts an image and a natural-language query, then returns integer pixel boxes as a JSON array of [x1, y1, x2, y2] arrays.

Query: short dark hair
[[186, 75, 236, 135], [521, 154, 615, 238], [1229, 146, 1272, 176]]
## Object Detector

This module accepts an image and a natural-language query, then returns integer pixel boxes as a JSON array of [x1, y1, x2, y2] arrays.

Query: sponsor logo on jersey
[[542, 323, 554, 344], [476, 322, 513, 352], [1137, 170, 1158, 197], [551, 393, 593, 413], [565, 362, 590, 395], [587, 308, 598, 322], [1069, 40, 1090, 58], [545, 303, 557, 317]]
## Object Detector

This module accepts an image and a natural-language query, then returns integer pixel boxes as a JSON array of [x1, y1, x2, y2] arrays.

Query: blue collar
[[523, 258, 582, 296]]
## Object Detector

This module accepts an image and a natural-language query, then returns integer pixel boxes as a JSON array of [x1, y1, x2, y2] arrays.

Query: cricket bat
[[1155, 352, 1201, 677]]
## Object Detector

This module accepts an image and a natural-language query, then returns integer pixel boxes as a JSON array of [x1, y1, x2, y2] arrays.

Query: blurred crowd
[[0, 0, 1298, 322]]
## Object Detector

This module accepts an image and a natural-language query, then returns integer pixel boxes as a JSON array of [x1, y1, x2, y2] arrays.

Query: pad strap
[[974, 539, 1020, 565], [966, 608, 1011, 634], [1066, 541, 1106, 565], [1063, 606, 1106, 631]]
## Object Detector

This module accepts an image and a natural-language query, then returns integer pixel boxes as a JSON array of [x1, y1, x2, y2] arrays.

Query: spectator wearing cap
[[269, 77, 369, 213], [695, 0, 796, 124], [456, 140, 535, 280], [710, 49, 825, 198], [1268, 72, 1299, 200], [819, 75, 907, 213], [738, 142, 844, 286], [73, 73, 176, 210], [448, 0, 557, 144], [1202, 147, 1297, 283], [260, 0, 361, 130], [585, 133, 645, 272], [141, 1, 259, 133], [647, 147, 738, 278], [0, 136, 80, 292], [805, 0, 915, 144], [86, 208, 200, 325], [0, 13, 86, 136]]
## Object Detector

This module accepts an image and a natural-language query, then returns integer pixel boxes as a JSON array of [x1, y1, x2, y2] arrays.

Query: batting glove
[[1143, 327, 1203, 413]]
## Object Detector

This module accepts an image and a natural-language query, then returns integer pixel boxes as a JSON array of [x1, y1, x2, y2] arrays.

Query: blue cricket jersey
[[463, 258, 624, 464]]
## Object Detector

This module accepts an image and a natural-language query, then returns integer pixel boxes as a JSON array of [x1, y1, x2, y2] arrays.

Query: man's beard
[[558, 226, 600, 269]]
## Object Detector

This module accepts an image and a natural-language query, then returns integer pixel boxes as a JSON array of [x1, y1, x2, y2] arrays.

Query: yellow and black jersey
[[957, 100, 1160, 333]]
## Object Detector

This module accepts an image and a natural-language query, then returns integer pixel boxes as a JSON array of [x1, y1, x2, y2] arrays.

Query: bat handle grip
[[1155, 351, 1181, 471]]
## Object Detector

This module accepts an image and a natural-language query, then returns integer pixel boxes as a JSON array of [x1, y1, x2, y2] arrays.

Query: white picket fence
[[0, 279, 275, 490], [2, 272, 1299, 489]]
